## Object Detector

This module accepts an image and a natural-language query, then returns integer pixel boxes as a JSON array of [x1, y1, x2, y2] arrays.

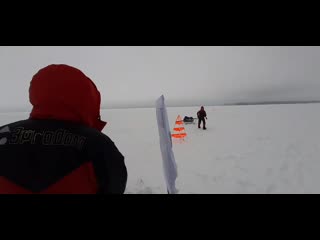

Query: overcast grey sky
[[0, 46, 319, 112]]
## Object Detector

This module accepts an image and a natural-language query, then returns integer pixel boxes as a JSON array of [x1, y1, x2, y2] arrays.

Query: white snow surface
[[1, 103, 320, 194]]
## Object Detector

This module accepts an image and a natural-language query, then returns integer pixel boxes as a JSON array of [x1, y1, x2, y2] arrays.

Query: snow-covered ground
[[1, 103, 320, 194]]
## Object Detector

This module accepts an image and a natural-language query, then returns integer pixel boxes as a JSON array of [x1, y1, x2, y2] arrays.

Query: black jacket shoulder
[[0, 119, 127, 194]]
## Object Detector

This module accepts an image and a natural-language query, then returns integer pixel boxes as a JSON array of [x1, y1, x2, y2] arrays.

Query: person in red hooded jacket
[[0, 64, 127, 194]]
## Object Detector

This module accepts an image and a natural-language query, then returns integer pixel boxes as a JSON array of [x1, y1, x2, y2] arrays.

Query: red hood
[[29, 64, 106, 131]]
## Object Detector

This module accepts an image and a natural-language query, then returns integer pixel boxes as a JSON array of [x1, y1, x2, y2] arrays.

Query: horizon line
[[1, 100, 320, 114]]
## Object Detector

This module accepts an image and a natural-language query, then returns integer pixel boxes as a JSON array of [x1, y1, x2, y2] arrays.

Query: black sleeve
[[92, 137, 128, 194], [104, 141, 127, 194]]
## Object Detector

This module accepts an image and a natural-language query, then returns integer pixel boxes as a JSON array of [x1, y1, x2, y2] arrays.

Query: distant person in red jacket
[[197, 106, 207, 130], [0, 64, 127, 194]]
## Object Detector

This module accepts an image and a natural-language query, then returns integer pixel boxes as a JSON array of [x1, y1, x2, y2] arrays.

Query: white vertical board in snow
[[155, 95, 178, 194]]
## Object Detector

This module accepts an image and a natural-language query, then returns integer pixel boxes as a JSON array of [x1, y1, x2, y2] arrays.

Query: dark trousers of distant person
[[198, 117, 206, 129]]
